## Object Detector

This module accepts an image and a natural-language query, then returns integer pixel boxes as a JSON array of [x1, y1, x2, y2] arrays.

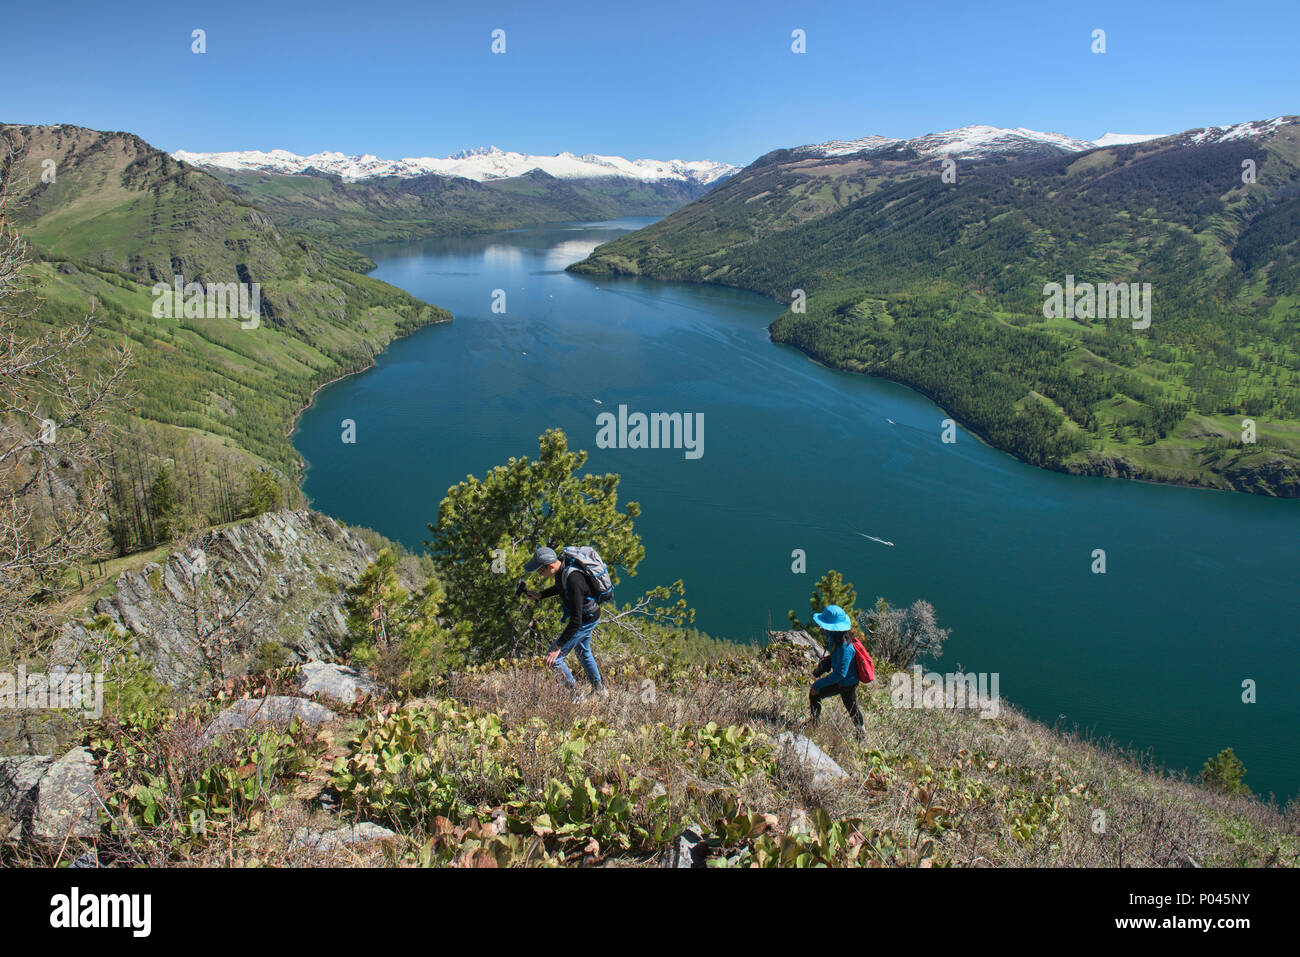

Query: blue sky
[[2, 0, 1296, 165]]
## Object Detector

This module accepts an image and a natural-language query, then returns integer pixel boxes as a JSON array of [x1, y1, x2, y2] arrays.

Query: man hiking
[[524, 545, 609, 700], [808, 604, 865, 730]]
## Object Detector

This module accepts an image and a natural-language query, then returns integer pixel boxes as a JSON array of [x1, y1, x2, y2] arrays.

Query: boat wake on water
[[857, 532, 896, 547]]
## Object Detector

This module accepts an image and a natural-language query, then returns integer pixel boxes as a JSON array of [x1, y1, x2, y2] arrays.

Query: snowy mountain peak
[[1093, 132, 1165, 147], [1185, 116, 1296, 145], [172, 145, 738, 186], [796, 125, 1095, 161], [904, 125, 1095, 158]]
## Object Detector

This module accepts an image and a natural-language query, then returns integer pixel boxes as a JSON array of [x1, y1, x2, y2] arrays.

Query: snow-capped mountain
[[172, 145, 737, 186], [796, 125, 1094, 160], [793, 118, 1299, 164], [795, 135, 898, 157], [904, 126, 1094, 158], [1093, 132, 1164, 147], [1184, 116, 1295, 145]]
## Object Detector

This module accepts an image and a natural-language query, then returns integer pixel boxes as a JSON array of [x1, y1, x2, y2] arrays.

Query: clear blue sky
[[2, 0, 1296, 165]]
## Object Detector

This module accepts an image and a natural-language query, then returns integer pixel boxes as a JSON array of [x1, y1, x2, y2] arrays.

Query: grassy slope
[[19, 639, 1295, 867], [572, 124, 1300, 496], [4, 124, 451, 476]]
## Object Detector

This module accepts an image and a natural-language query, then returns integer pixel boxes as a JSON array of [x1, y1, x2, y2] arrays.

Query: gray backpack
[[560, 545, 614, 604]]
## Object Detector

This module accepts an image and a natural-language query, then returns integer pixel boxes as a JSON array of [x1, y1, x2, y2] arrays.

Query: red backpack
[[850, 634, 876, 683]]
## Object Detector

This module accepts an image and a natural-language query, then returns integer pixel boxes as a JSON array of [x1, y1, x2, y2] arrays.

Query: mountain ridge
[[173, 144, 737, 186], [570, 113, 1300, 496]]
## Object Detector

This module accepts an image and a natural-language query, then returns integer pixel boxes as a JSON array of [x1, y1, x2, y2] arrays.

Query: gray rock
[[202, 696, 335, 744], [298, 661, 375, 705], [775, 732, 849, 789], [31, 747, 98, 840], [0, 755, 53, 826], [766, 630, 825, 664], [660, 825, 708, 868], [54, 510, 405, 688], [290, 822, 398, 852]]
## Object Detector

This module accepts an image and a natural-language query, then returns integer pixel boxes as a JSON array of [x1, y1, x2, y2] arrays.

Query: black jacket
[[539, 565, 599, 642]]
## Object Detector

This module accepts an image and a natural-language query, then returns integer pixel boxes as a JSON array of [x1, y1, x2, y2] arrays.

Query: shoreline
[[285, 312, 454, 476], [568, 261, 1298, 499]]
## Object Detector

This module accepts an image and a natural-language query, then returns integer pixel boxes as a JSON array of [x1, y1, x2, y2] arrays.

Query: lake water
[[294, 217, 1300, 800]]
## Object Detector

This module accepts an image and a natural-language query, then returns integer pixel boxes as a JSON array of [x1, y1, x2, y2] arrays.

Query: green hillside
[[573, 120, 1300, 495], [2, 123, 450, 547]]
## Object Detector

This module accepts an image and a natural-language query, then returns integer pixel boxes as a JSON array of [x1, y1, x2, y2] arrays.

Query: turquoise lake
[[294, 217, 1300, 800]]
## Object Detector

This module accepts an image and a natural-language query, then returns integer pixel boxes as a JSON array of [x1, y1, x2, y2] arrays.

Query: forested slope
[[573, 119, 1300, 495]]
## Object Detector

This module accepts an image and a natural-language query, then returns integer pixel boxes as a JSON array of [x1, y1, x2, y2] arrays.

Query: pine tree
[[788, 569, 857, 632], [427, 429, 654, 660], [1201, 747, 1251, 796], [149, 465, 178, 543]]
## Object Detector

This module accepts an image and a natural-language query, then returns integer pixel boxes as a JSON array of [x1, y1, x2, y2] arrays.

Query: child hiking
[[808, 604, 872, 729]]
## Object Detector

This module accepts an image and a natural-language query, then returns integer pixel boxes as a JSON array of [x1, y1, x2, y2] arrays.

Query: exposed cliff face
[[1069, 449, 1300, 497], [55, 509, 383, 687]]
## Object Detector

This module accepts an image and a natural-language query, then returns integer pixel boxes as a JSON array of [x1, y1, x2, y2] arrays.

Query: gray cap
[[523, 546, 558, 572]]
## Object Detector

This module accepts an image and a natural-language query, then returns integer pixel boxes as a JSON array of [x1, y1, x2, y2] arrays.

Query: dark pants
[[810, 683, 864, 728]]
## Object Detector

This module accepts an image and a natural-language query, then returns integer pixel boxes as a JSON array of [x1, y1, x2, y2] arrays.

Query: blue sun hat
[[812, 604, 852, 632]]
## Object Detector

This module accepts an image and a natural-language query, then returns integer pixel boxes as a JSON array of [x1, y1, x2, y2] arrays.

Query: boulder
[[202, 696, 335, 745], [0, 755, 53, 837], [31, 747, 99, 840], [290, 822, 397, 852], [775, 732, 849, 790], [766, 630, 825, 666], [660, 825, 708, 869], [297, 661, 375, 705]]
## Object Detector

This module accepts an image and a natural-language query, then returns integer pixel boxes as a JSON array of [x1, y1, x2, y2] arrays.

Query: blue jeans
[[549, 616, 602, 688]]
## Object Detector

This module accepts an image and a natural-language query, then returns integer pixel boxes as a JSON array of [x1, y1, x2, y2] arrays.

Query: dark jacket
[[539, 563, 599, 642]]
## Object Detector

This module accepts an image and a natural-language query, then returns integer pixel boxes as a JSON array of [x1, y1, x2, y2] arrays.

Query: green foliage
[[427, 429, 653, 660], [341, 549, 457, 693], [254, 640, 291, 673], [148, 466, 179, 543], [502, 773, 661, 860], [1202, 747, 1251, 796], [658, 721, 773, 782], [704, 797, 926, 868], [788, 568, 857, 633], [83, 615, 174, 716], [241, 468, 283, 518], [331, 700, 521, 828], [89, 708, 318, 857]]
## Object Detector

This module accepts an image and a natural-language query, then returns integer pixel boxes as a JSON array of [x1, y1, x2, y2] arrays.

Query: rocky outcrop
[[201, 696, 335, 745], [765, 630, 825, 667], [297, 661, 375, 705], [55, 510, 380, 686]]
